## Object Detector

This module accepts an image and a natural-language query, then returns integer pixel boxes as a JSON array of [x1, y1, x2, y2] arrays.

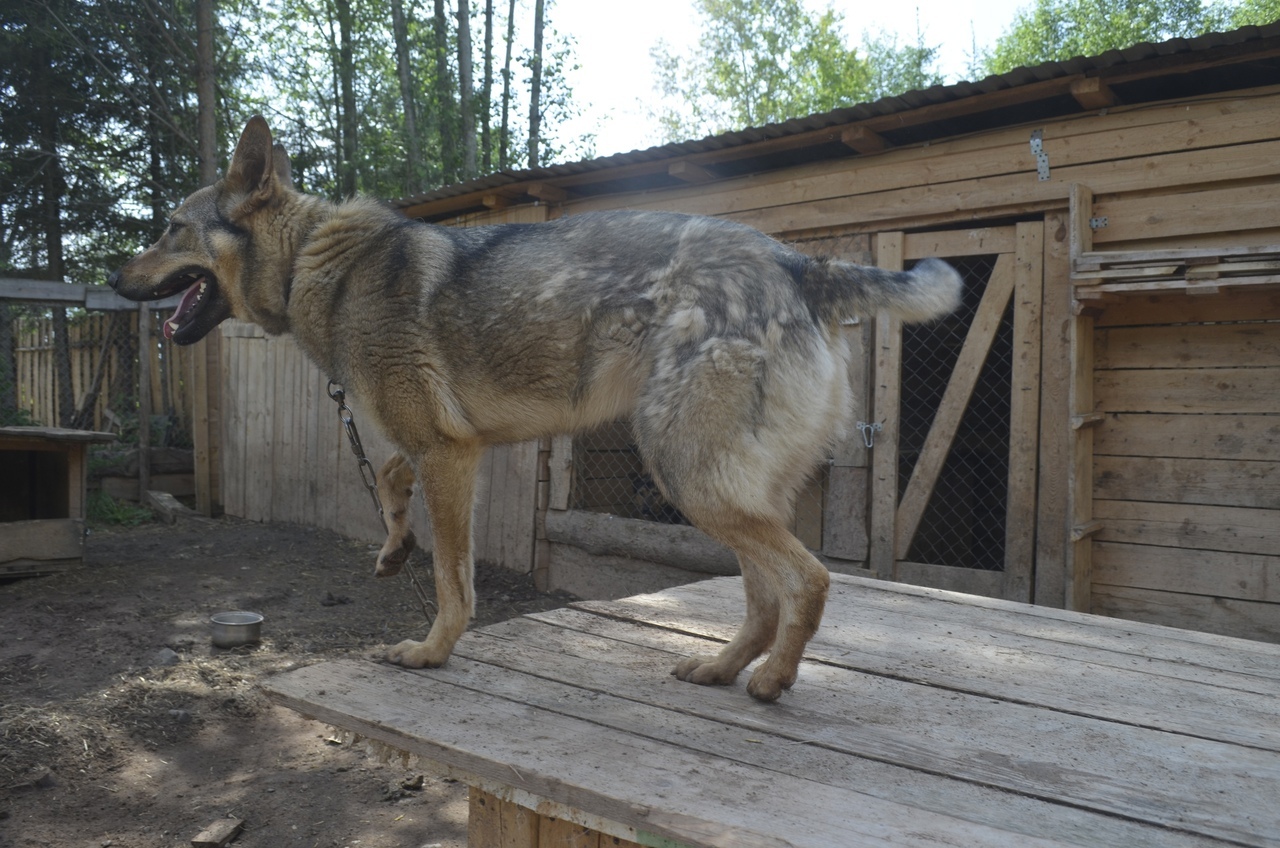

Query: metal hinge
[[1030, 129, 1051, 181], [1089, 216, 1109, 230]]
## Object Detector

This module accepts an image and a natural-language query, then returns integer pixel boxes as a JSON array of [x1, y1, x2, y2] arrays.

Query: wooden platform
[[263, 573, 1280, 848]]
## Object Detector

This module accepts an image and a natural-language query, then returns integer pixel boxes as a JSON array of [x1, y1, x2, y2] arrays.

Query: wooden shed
[[212, 25, 1280, 643]]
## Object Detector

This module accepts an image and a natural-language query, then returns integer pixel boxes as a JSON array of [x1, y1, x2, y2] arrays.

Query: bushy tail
[[799, 256, 962, 324]]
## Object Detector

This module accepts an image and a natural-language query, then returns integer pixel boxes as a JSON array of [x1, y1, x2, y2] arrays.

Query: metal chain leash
[[327, 380, 437, 626]]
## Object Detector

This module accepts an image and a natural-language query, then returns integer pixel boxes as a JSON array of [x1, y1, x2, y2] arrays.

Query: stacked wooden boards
[[264, 573, 1280, 847]]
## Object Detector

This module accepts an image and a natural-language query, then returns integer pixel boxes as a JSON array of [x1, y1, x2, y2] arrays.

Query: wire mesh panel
[[897, 255, 1012, 571], [569, 419, 828, 550]]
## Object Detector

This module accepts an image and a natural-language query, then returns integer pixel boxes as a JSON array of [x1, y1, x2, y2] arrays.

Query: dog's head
[[109, 116, 297, 344]]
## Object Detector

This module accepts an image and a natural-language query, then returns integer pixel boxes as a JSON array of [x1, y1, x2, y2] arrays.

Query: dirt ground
[[0, 515, 577, 848]]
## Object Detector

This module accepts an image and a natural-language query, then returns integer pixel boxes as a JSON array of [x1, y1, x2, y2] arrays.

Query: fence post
[[137, 303, 152, 500]]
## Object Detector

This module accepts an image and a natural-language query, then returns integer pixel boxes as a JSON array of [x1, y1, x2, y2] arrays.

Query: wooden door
[[869, 223, 1043, 601]]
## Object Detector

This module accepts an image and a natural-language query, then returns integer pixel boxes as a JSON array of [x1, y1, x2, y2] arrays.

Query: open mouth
[[161, 270, 232, 345]]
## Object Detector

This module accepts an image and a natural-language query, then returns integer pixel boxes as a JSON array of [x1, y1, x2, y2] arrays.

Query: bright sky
[[552, 0, 1032, 157]]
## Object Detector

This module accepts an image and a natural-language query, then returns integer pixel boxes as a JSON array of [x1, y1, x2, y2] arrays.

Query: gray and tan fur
[[111, 117, 961, 702]]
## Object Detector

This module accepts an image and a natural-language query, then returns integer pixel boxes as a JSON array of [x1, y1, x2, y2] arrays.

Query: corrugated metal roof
[[392, 23, 1280, 213]]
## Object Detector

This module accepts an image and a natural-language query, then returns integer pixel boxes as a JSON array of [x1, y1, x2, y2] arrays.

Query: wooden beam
[[1071, 76, 1120, 110], [483, 193, 514, 210], [667, 160, 716, 183], [869, 232, 904, 582], [526, 181, 571, 203], [840, 126, 888, 154]]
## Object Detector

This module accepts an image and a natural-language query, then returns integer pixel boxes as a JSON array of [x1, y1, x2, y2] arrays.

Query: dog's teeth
[[166, 319, 179, 333]]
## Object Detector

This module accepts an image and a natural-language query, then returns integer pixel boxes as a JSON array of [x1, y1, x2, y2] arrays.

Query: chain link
[[327, 380, 437, 626]]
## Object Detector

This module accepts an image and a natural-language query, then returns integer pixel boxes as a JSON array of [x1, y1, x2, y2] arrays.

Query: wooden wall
[[1089, 291, 1280, 640], [218, 322, 539, 574]]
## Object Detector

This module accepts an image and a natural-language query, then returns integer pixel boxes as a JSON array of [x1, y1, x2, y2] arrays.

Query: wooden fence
[[12, 309, 194, 444]]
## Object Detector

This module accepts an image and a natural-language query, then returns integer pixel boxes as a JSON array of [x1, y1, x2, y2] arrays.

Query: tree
[[528, 0, 545, 167], [983, 0, 1242, 75], [650, 0, 939, 143]]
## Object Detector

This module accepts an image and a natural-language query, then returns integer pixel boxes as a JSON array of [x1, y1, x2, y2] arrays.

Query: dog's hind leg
[[386, 439, 485, 669], [674, 510, 829, 702], [375, 452, 417, 577]]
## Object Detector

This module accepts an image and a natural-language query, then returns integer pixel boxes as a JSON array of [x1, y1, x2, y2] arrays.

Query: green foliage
[[87, 491, 155, 528], [984, 0, 1280, 76], [651, 0, 941, 143]]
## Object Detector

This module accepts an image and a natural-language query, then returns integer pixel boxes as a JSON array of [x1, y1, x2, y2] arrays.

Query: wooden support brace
[[1070, 521, 1104, 543], [527, 181, 571, 203], [1070, 412, 1104, 430], [667, 161, 716, 183], [840, 125, 888, 154], [1070, 76, 1120, 110]]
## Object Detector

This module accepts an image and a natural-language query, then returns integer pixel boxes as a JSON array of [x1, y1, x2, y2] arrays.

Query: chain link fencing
[[898, 254, 1010, 572]]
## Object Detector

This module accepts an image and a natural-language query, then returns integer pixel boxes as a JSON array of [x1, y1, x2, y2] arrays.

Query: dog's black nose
[[107, 270, 121, 290]]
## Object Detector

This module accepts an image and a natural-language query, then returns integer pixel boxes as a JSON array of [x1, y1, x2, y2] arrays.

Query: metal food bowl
[[210, 611, 264, 648]]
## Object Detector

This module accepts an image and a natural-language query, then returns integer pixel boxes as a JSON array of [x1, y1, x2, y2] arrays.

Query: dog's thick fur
[[111, 117, 961, 701]]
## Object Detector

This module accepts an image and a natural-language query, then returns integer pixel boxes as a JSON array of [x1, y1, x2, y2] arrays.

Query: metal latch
[[856, 421, 882, 449], [1089, 216, 1109, 230]]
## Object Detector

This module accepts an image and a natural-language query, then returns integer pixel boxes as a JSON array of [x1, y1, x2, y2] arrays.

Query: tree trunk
[[335, 0, 358, 197], [528, 0, 544, 168], [390, 0, 422, 193], [195, 0, 218, 186], [36, 45, 74, 427], [499, 0, 515, 169], [433, 0, 457, 183], [481, 0, 493, 173], [457, 0, 477, 177]]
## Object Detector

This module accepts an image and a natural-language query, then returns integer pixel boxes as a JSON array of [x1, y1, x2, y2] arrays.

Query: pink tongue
[[164, 279, 204, 339]]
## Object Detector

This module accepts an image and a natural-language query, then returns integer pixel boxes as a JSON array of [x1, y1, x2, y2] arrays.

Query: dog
[[110, 116, 960, 702]]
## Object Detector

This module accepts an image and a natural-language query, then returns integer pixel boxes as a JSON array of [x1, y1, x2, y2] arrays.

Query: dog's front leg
[[386, 439, 485, 669], [375, 452, 417, 577]]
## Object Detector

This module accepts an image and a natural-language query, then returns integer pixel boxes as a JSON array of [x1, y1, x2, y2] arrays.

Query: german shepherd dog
[[111, 117, 960, 701]]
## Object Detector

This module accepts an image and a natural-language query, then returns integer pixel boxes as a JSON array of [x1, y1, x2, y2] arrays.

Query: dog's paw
[[375, 530, 417, 577], [386, 638, 449, 669], [745, 663, 795, 703], [672, 655, 739, 687]]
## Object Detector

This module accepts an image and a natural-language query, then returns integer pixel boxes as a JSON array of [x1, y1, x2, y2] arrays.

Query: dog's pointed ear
[[271, 143, 294, 190], [227, 116, 279, 205]]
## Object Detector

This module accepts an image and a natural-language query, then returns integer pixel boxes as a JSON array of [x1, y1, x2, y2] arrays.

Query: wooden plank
[[1094, 455, 1280, 508], [220, 334, 243, 518], [539, 816, 600, 848], [548, 434, 573, 511], [1092, 181, 1280, 244], [1095, 368, 1280, 415], [728, 137, 1280, 239], [895, 254, 1016, 560], [568, 90, 1280, 227], [573, 575, 1280, 718], [459, 614, 1280, 845], [0, 518, 82, 565], [1093, 584, 1280, 643], [870, 233, 904, 581], [1094, 412, 1280, 461], [1096, 323, 1280, 369], [499, 793, 541, 848], [469, 787, 504, 847], [1003, 222, 1043, 602], [1035, 211, 1073, 608], [1097, 289, 1280, 327], [543, 509, 737, 575], [821, 466, 868, 561], [1093, 540, 1280, 603], [1094, 499, 1280, 556], [263, 660, 1076, 848], [894, 560, 1003, 596], [903, 226, 1016, 259]]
